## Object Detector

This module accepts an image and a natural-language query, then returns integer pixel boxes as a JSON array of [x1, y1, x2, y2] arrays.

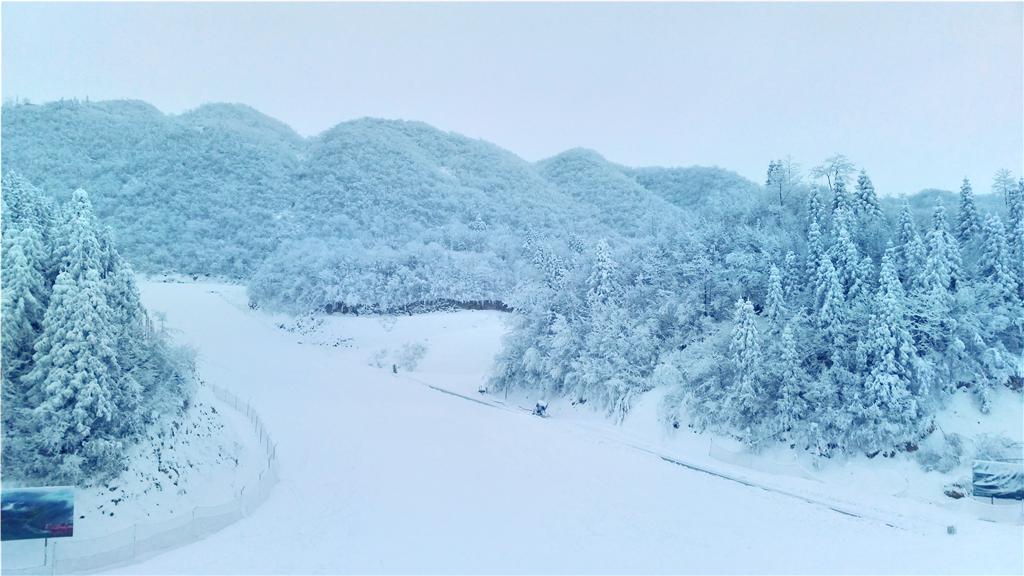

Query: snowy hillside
[[0, 100, 757, 311], [14, 280, 1006, 574]]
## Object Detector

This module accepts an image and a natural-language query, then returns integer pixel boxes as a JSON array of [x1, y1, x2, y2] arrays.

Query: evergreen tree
[[766, 160, 785, 206], [922, 202, 962, 293], [1, 225, 50, 467], [1, 226, 49, 378], [578, 240, 641, 415], [1009, 178, 1024, 234], [1007, 179, 1024, 292], [782, 250, 801, 300], [765, 264, 785, 329], [894, 204, 926, 289], [851, 255, 875, 303], [977, 214, 1020, 305], [772, 318, 811, 444], [53, 190, 105, 280], [816, 256, 846, 352], [832, 224, 861, 296], [806, 187, 824, 231], [913, 207, 959, 356], [1, 172, 53, 236], [1009, 212, 1024, 299], [832, 177, 851, 216], [851, 245, 920, 454], [806, 218, 825, 282], [956, 178, 982, 244], [23, 268, 141, 482], [727, 298, 763, 434], [587, 239, 619, 307], [854, 170, 881, 218]]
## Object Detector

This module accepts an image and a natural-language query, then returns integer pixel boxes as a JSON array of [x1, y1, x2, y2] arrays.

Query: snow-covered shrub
[[369, 349, 389, 369], [396, 342, 428, 372], [915, 432, 964, 473]]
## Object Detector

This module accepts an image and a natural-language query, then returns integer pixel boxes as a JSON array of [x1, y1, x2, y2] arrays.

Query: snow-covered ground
[[49, 280, 1022, 573]]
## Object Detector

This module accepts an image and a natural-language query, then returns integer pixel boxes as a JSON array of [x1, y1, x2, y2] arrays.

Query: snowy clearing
[[84, 280, 1024, 574]]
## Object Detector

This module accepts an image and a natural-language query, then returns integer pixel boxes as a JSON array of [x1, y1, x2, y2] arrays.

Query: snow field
[[103, 281, 1024, 574]]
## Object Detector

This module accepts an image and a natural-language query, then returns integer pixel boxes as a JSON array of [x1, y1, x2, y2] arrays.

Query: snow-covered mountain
[[1, 100, 756, 311]]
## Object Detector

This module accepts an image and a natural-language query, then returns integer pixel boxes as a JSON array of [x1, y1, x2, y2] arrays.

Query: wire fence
[[3, 382, 278, 575]]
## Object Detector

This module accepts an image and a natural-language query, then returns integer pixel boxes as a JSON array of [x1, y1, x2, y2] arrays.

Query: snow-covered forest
[[1, 172, 193, 485], [3, 100, 1021, 466]]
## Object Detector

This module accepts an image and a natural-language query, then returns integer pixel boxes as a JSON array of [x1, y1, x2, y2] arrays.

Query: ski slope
[[116, 280, 1022, 574]]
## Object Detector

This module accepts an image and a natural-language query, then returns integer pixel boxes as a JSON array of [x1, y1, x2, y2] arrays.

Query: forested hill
[[2, 99, 754, 311], [5, 98, 1020, 459]]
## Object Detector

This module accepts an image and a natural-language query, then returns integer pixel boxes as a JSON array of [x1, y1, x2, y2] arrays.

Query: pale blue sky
[[3, 2, 1021, 195]]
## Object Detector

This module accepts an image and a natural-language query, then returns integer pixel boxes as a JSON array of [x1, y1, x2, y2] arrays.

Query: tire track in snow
[[397, 372, 927, 534]]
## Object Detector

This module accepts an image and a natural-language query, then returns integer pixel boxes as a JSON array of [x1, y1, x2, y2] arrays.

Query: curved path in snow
[[118, 281, 1022, 574]]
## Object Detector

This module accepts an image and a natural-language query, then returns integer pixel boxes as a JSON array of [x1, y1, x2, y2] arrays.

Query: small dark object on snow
[[533, 401, 548, 417], [947, 525, 956, 535], [478, 385, 487, 394], [392, 364, 397, 374]]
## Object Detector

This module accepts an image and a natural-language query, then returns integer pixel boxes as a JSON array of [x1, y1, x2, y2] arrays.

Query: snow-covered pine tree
[[844, 254, 876, 346], [922, 202, 962, 293], [1, 226, 49, 379], [806, 218, 825, 282], [850, 254, 875, 304], [854, 169, 881, 219], [1001, 179, 1024, 299], [806, 187, 823, 228], [911, 206, 960, 356], [895, 204, 926, 289], [832, 224, 861, 297], [23, 267, 141, 482], [782, 250, 801, 300], [772, 317, 811, 445], [956, 178, 982, 245], [53, 190, 105, 280], [850, 244, 921, 455], [578, 240, 643, 416], [977, 214, 1021, 306], [726, 298, 764, 437], [765, 264, 785, 330], [1, 225, 51, 472], [816, 255, 847, 354], [766, 160, 785, 206], [1009, 178, 1024, 233], [1009, 211, 1024, 300], [18, 192, 146, 483], [831, 177, 851, 216], [1, 172, 53, 238], [587, 239, 619, 307]]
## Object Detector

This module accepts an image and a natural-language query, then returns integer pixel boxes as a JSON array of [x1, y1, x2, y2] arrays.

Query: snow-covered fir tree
[[765, 265, 785, 329], [956, 178, 982, 245], [771, 318, 811, 445], [850, 245, 921, 455], [854, 169, 881, 219], [978, 215, 1013, 284], [23, 267, 139, 482], [726, 298, 763, 438]]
